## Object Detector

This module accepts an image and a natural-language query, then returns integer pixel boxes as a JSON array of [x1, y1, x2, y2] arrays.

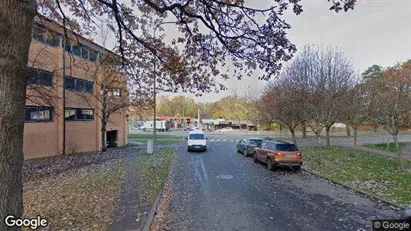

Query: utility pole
[[198, 108, 201, 129], [62, 22, 67, 156], [152, 21, 178, 150]]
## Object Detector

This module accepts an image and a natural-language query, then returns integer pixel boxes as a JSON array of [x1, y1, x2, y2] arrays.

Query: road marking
[[217, 139, 221, 141], [230, 140, 234, 142], [223, 140, 227, 142], [210, 139, 215, 141]]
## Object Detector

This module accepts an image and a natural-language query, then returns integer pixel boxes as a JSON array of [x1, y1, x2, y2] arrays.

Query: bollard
[[147, 139, 154, 154]]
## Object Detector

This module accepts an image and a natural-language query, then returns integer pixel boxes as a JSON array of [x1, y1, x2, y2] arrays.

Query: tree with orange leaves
[[368, 60, 411, 170]]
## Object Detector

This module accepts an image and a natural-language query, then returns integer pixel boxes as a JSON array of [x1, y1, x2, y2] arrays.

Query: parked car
[[236, 138, 264, 156], [185, 126, 195, 131], [404, 205, 411, 220], [254, 140, 303, 170], [216, 127, 234, 132], [186, 130, 208, 152]]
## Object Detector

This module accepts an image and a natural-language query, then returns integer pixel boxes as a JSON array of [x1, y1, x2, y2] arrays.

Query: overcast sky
[[157, 0, 411, 103], [100, 0, 410, 103]]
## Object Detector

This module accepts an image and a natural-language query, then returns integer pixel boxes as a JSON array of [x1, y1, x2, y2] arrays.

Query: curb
[[143, 193, 162, 231], [301, 167, 404, 211]]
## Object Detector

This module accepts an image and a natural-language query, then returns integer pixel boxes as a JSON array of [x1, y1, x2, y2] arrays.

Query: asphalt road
[[161, 140, 400, 231]]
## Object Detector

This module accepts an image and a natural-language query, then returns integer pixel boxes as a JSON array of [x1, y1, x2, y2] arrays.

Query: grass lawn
[[363, 142, 407, 153], [138, 149, 176, 204], [301, 146, 411, 207], [128, 134, 184, 145], [23, 160, 125, 230]]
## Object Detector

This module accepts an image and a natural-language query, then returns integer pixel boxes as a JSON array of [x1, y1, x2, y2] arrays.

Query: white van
[[187, 130, 207, 152]]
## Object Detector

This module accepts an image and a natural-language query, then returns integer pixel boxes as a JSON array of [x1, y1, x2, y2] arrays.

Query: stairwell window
[[107, 89, 122, 98]]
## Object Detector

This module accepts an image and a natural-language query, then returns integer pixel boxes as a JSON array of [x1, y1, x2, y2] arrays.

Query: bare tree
[[259, 69, 305, 144], [292, 45, 356, 147], [74, 54, 131, 151], [341, 83, 369, 147]]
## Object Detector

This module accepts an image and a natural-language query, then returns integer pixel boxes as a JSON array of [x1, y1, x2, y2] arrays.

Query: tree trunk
[[0, 1, 37, 229], [101, 119, 107, 151], [302, 123, 307, 138], [353, 127, 358, 147], [386, 136, 390, 149], [316, 132, 323, 166], [346, 125, 351, 136], [393, 134, 404, 171], [325, 126, 331, 147], [0, 0, 37, 227], [290, 128, 297, 145]]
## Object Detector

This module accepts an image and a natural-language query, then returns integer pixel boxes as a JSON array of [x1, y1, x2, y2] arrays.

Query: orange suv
[[254, 140, 303, 170]]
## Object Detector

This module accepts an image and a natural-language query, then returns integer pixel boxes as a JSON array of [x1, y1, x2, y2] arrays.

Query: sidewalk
[[109, 145, 180, 231], [109, 151, 146, 231]]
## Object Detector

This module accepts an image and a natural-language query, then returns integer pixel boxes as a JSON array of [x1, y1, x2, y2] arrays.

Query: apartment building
[[24, 16, 128, 159]]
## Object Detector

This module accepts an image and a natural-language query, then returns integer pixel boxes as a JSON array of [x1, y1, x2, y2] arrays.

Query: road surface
[[157, 140, 400, 231]]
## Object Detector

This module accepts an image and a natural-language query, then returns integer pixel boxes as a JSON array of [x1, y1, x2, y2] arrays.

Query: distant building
[[158, 116, 192, 128], [201, 119, 256, 130], [24, 16, 127, 159]]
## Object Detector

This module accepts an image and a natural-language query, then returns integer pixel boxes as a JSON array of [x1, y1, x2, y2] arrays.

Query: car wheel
[[253, 152, 258, 162], [237, 146, 240, 153], [293, 166, 301, 171], [244, 149, 248, 157], [266, 158, 274, 171]]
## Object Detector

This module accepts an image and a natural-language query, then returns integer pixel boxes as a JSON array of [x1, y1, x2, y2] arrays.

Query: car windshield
[[249, 139, 263, 146], [189, 134, 205, 140], [276, 144, 298, 151]]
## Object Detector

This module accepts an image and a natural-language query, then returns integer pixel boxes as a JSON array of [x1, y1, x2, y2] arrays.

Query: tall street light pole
[[152, 21, 178, 150]]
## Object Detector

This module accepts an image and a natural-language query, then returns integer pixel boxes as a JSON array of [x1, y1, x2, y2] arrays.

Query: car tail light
[[297, 152, 302, 157], [274, 152, 281, 156]]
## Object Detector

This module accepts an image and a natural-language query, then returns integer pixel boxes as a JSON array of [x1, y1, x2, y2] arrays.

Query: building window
[[64, 77, 75, 90], [72, 44, 82, 57], [85, 81, 93, 93], [27, 68, 53, 86], [112, 89, 122, 98], [106, 89, 122, 98], [75, 79, 85, 92], [31, 26, 60, 47], [81, 46, 89, 60], [64, 76, 93, 94], [62, 40, 100, 62], [64, 41, 72, 52], [65, 109, 76, 121], [89, 50, 98, 62], [25, 106, 53, 123], [77, 109, 94, 120], [65, 108, 94, 121]]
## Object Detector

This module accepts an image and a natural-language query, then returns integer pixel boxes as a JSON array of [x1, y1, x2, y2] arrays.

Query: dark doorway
[[107, 130, 118, 148]]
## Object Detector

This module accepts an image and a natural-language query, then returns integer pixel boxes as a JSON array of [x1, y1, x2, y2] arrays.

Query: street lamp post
[[152, 21, 178, 150]]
